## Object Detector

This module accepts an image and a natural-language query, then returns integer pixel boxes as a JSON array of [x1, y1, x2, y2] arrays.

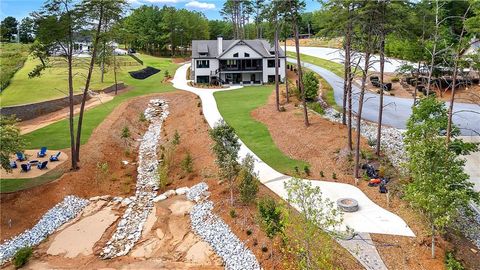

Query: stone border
[[0, 196, 89, 265], [186, 183, 260, 270], [1, 83, 127, 121]]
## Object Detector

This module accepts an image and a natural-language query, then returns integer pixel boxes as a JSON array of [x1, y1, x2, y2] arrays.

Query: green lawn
[[22, 54, 178, 150], [287, 51, 345, 78], [0, 54, 142, 106], [0, 43, 31, 91], [1, 54, 178, 192], [1, 169, 66, 193], [214, 86, 308, 174]]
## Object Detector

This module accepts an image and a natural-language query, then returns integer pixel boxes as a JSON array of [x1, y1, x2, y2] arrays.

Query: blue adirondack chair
[[16, 152, 26, 161], [10, 161, 17, 169], [21, 163, 31, 172], [37, 161, 48, 170], [50, 152, 61, 162], [37, 147, 48, 158]]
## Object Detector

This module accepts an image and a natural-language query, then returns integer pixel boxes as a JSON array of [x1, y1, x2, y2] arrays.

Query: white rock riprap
[[320, 105, 407, 171], [0, 196, 89, 264], [187, 183, 260, 270], [101, 99, 169, 259]]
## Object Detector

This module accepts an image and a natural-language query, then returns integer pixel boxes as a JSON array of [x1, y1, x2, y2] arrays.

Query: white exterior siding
[[219, 45, 263, 59], [191, 39, 286, 84], [263, 58, 286, 83], [191, 59, 219, 82]]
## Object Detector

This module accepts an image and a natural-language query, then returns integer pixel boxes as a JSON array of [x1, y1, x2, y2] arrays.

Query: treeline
[[116, 5, 209, 56]]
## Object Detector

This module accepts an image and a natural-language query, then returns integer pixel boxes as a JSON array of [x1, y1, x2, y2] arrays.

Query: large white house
[[190, 36, 286, 85]]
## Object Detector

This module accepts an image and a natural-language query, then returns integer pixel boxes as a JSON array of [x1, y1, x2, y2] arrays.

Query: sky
[[0, 0, 321, 22]]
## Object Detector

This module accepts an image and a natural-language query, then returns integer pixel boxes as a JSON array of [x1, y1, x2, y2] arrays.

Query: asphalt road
[[286, 52, 480, 136]]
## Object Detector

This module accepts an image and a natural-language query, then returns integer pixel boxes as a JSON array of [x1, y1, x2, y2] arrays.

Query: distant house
[[190, 36, 286, 85]]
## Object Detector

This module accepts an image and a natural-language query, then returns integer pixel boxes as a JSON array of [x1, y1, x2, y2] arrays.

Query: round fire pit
[[337, 198, 359, 212]]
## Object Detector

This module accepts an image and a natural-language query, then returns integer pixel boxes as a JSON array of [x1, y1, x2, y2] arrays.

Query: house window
[[244, 53, 250, 57], [267, 59, 280, 68], [197, 76, 209, 83], [233, 52, 239, 57], [226, 60, 237, 68], [196, 60, 209, 68]]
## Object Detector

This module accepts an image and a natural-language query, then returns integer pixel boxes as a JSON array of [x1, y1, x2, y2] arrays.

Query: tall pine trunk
[[354, 52, 370, 178], [293, 22, 309, 126], [284, 35, 289, 103], [67, 48, 77, 170], [376, 4, 386, 157], [274, 21, 280, 111], [75, 6, 104, 162]]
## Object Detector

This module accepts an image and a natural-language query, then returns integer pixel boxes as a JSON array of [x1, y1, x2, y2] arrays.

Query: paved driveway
[[285, 52, 480, 136], [172, 63, 415, 237]]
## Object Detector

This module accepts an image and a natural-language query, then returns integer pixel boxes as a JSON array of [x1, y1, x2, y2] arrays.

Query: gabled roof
[[191, 39, 285, 58]]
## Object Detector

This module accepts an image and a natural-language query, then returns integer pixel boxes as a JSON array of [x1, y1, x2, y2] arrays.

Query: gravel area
[[186, 183, 260, 270], [0, 196, 89, 264], [319, 104, 407, 172], [101, 99, 169, 259]]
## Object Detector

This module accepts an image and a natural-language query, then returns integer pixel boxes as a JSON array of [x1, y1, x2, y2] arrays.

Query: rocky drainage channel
[[186, 182, 261, 270], [101, 99, 169, 259], [0, 196, 89, 264]]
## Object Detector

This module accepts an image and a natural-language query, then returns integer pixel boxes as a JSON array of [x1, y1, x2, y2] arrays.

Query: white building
[[190, 37, 286, 85]]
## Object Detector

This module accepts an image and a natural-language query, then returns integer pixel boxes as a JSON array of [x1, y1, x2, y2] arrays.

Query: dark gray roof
[[191, 39, 285, 58]]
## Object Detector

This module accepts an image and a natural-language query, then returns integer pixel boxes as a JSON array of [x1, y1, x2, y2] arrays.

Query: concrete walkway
[[172, 63, 414, 238], [286, 47, 480, 136]]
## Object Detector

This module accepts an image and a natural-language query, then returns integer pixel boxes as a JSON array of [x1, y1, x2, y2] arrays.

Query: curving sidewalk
[[285, 47, 480, 136], [172, 63, 414, 238]]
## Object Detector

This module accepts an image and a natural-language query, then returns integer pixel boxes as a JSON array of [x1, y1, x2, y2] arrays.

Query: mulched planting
[[128, 66, 161, 80]]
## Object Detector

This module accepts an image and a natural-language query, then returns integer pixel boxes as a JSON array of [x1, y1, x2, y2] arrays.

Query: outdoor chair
[[37, 161, 48, 170], [50, 152, 61, 162], [16, 152, 27, 161], [21, 163, 31, 172], [382, 83, 392, 91], [37, 147, 48, 158], [10, 161, 17, 169]]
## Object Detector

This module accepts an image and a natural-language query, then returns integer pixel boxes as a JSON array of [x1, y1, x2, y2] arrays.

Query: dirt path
[[18, 89, 131, 134]]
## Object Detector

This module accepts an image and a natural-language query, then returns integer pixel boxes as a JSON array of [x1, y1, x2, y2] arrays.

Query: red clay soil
[[0, 90, 361, 269], [252, 88, 456, 269], [158, 93, 361, 270]]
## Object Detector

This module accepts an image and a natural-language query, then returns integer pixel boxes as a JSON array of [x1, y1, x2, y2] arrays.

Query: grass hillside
[[0, 54, 142, 106], [0, 43, 31, 92], [22, 54, 178, 150]]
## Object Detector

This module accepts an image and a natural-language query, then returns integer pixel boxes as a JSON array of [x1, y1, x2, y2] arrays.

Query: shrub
[[229, 209, 237, 218], [181, 152, 193, 174], [320, 170, 324, 177], [391, 77, 400, 82], [332, 172, 337, 179], [139, 112, 147, 122], [164, 69, 170, 78], [367, 138, 377, 147], [257, 197, 284, 238], [279, 106, 286, 112], [307, 102, 325, 115], [303, 71, 319, 101], [445, 252, 464, 270], [13, 247, 32, 268], [261, 245, 268, 253], [294, 166, 299, 174], [303, 165, 310, 176], [246, 229, 252, 235], [238, 154, 259, 204], [121, 126, 130, 139], [172, 130, 180, 145]]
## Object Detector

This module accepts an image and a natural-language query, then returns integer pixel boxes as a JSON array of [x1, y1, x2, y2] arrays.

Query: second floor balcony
[[219, 59, 263, 72]]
